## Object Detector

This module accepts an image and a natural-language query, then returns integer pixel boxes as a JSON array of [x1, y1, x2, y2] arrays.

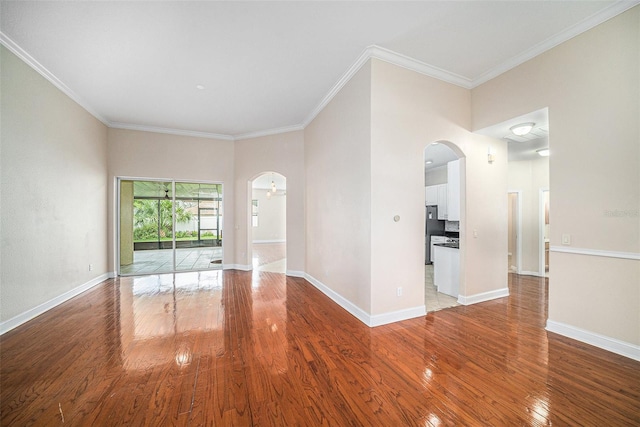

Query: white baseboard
[[252, 240, 286, 244], [303, 273, 426, 327], [520, 270, 544, 277], [0, 273, 110, 335], [546, 320, 640, 362], [108, 271, 117, 279], [458, 287, 509, 305], [286, 270, 305, 278], [304, 273, 371, 325], [223, 264, 252, 271], [369, 305, 426, 327]]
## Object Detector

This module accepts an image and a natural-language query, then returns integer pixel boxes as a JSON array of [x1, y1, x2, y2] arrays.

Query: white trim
[[304, 273, 371, 325], [224, 264, 252, 271], [302, 46, 373, 128], [252, 239, 286, 244], [302, 44, 473, 128], [109, 122, 234, 141], [108, 271, 117, 279], [368, 45, 472, 88], [234, 124, 305, 141], [546, 320, 640, 362], [550, 246, 640, 261], [303, 273, 427, 327], [285, 270, 305, 278], [471, 1, 640, 87], [0, 273, 110, 335], [369, 305, 427, 327], [0, 32, 109, 126], [519, 270, 545, 278], [457, 287, 509, 306]]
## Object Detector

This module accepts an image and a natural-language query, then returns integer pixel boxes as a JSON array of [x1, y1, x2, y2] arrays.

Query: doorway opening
[[424, 141, 463, 312], [540, 189, 550, 277], [118, 179, 223, 275], [507, 191, 522, 274], [250, 172, 286, 273]]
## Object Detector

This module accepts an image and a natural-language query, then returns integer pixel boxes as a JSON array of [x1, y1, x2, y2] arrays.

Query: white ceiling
[[475, 107, 550, 162], [1, 1, 634, 140]]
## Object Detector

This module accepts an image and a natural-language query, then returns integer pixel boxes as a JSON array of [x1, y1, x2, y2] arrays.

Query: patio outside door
[[118, 179, 223, 275]]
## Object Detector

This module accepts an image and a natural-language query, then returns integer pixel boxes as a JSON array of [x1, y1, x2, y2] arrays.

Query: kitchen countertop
[[434, 243, 459, 249]]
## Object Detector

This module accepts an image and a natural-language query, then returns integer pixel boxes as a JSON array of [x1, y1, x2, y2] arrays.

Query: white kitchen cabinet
[[425, 185, 438, 206], [447, 159, 460, 221], [437, 184, 448, 219], [433, 245, 460, 298], [426, 183, 448, 219]]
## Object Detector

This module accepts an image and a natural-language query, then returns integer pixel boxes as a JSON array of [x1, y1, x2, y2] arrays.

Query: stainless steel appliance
[[426, 205, 445, 264]]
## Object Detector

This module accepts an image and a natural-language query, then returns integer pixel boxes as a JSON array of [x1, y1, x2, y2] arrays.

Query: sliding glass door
[[119, 179, 223, 276]]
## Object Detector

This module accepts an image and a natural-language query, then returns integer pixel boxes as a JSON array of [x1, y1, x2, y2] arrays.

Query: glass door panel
[[119, 180, 174, 275], [119, 179, 223, 275], [174, 182, 223, 271]]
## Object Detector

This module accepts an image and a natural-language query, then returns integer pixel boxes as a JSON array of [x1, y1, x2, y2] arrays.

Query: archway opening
[[249, 172, 287, 273], [424, 141, 464, 312]]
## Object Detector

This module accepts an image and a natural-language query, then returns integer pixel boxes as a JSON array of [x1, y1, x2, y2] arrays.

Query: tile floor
[[120, 247, 222, 275], [425, 264, 460, 312], [252, 242, 286, 273]]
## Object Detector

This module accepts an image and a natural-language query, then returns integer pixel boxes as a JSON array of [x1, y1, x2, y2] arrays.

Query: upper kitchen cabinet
[[426, 183, 448, 219], [437, 184, 448, 219], [447, 160, 460, 221], [425, 185, 438, 206]]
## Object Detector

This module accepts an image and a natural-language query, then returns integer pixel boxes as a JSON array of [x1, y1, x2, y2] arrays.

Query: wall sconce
[[487, 146, 495, 164]]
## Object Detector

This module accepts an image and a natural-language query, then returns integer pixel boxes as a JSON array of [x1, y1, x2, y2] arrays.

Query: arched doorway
[[249, 172, 287, 273], [423, 141, 465, 311]]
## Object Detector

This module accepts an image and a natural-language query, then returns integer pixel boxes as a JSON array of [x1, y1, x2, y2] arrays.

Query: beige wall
[[251, 188, 286, 242], [107, 128, 235, 271], [472, 7, 639, 345], [370, 59, 508, 315], [507, 157, 549, 274], [305, 63, 372, 313], [234, 131, 305, 273], [1, 46, 108, 322]]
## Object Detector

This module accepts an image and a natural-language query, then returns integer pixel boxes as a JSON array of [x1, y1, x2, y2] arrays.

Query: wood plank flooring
[[1, 272, 639, 426]]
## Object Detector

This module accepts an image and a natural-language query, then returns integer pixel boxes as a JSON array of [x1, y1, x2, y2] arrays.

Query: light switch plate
[[562, 234, 571, 245]]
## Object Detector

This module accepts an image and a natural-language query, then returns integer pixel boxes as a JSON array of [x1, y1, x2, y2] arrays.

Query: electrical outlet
[[397, 287, 403, 297], [88, 264, 93, 271], [562, 234, 571, 245]]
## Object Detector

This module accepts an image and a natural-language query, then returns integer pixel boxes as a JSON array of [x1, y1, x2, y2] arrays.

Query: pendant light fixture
[[270, 173, 277, 194]]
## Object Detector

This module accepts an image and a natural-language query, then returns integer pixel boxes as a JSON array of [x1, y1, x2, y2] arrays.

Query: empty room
[[1, 1, 639, 425]]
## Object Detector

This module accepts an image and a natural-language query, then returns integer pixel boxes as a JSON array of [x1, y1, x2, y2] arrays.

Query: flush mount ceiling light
[[537, 148, 550, 157], [425, 159, 433, 165], [196, 84, 205, 90], [510, 122, 535, 136]]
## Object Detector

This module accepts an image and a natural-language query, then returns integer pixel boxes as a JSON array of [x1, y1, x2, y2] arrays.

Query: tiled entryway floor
[[120, 247, 222, 275], [252, 242, 286, 273], [425, 264, 460, 312]]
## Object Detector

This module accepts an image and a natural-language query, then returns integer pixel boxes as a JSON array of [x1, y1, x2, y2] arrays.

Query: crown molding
[[233, 124, 305, 141], [0, 31, 110, 126], [302, 44, 473, 128], [367, 45, 473, 89], [109, 122, 235, 141], [302, 46, 373, 128], [471, 0, 640, 87]]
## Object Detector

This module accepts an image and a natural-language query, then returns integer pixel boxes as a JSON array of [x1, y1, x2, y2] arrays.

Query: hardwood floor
[[1, 272, 639, 426]]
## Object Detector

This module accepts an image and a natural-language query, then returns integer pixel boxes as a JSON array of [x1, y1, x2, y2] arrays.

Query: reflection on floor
[[120, 247, 222, 275], [253, 242, 286, 273], [425, 264, 460, 312]]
